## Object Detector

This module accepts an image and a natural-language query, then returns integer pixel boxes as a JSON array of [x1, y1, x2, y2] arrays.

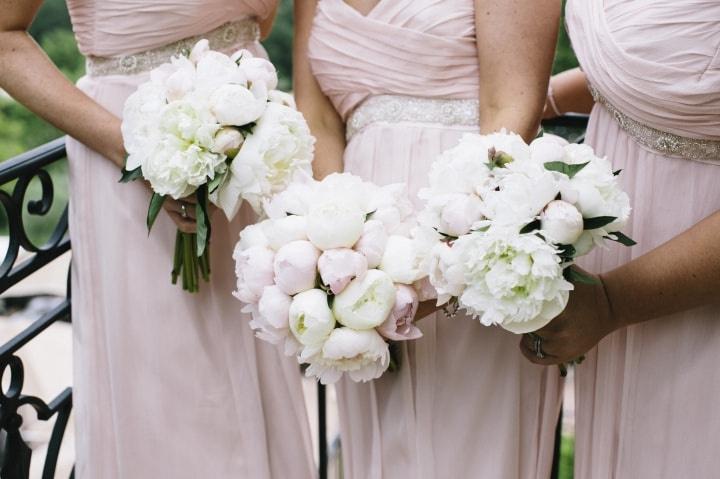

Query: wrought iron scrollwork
[[0, 137, 72, 479]]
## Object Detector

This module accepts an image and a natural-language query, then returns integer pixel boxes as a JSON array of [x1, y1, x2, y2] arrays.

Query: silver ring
[[180, 204, 189, 219], [529, 333, 545, 359]]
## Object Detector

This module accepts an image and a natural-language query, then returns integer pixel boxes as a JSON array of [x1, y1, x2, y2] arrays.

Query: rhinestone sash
[[85, 19, 260, 77], [590, 85, 720, 164], [346, 95, 480, 141]]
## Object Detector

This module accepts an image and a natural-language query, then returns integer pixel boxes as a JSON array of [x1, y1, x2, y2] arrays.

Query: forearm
[[475, 0, 561, 142], [549, 68, 594, 115], [293, 0, 345, 179], [0, 31, 124, 166], [602, 211, 720, 328]]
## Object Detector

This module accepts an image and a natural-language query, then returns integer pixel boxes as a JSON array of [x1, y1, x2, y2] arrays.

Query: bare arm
[[522, 211, 720, 364], [604, 211, 720, 328], [0, 0, 125, 167], [259, 4, 278, 39], [543, 67, 594, 119], [0, 0, 198, 232], [293, 0, 345, 179], [475, 0, 561, 142]]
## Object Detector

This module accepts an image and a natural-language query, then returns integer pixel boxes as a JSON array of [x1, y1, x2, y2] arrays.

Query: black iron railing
[[0, 114, 588, 479], [0, 137, 72, 479]]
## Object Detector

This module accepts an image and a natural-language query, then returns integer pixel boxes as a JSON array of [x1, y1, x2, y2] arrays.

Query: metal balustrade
[[0, 114, 588, 479]]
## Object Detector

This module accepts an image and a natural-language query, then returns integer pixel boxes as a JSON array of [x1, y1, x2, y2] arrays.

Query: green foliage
[[553, 2, 580, 74], [558, 435, 575, 479], [262, 0, 294, 91]]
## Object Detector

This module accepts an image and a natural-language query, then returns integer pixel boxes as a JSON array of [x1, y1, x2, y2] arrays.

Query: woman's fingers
[[166, 211, 197, 234], [165, 199, 197, 220]]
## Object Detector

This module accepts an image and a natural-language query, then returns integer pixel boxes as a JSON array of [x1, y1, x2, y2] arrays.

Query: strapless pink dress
[[64, 1, 314, 478], [309, 1, 563, 477], [568, 1, 720, 477]]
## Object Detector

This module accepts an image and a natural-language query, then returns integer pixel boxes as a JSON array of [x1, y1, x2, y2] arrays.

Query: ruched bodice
[[308, 0, 479, 119], [567, 0, 720, 139], [66, 0, 276, 57]]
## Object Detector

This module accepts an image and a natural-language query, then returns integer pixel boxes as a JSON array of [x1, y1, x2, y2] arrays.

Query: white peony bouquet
[[233, 173, 427, 384], [121, 39, 314, 292], [417, 131, 634, 334]]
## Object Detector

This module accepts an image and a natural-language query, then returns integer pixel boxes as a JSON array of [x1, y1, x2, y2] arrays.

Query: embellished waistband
[[590, 85, 720, 164], [85, 19, 260, 77], [346, 95, 480, 141]]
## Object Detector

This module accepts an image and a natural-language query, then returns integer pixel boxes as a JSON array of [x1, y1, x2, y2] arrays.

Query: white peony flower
[[303, 328, 390, 384], [529, 135, 568, 165], [262, 215, 308, 251], [332, 269, 397, 330], [232, 49, 279, 91], [268, 90, 297, 109], [379, 235, 425, 284], [217, 102, 314, 215], [248, 285, 297, 353], [237, 222, 270, 250], [194, 50, 247, 96], [273, 240, 320, 295], [483, 168, 559, 227], [209, 83, 268, 126], [540, 200, 584, 245], [318, 249, 368, 295], [232, 245, 275, 304], [453, 228, 573, 333], [122, 82, 167, 171], [419, 193, 486, 237], [425, 239, 466, 305], [211, 127, 244, 156], [306, 200, 366, 250], [288, 289, 336, 352], [354, 219, 388, 269]]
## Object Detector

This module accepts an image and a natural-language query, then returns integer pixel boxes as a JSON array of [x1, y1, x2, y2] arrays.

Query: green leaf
[[520, 219, 541, 235], [146, 193, 166, 233], [544, 161, 589, 179], [564, 267, 600, 285], [195, 186, 211, 256], [557, 244, 577, 262], [120, 166, 143, 183], [606, 231, 637, 246], [613, 169, 623, 176], [583, 216, 617, 230], [207, 168, 227, 194]]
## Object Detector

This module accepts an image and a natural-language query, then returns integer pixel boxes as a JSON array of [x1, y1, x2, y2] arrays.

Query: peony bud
[[273, 240, 320, 295], [439, 194, 485, 237], [288, 289, 336, 349], [333, 269, 396, 330], [189, 39, 210, 64], [318, 249, 368, 295], [377, 285, 423, 341], [209, 83, 267, 126], [540, 200, 584, 245], [233, 245, 275, 304], [306, 201, 366, 250], [257, 285, 292, 330], [379, 236, 424, 285], [354, 220, 388, 268], [263, 215, 308, 251], [211, 127, 244, 157]]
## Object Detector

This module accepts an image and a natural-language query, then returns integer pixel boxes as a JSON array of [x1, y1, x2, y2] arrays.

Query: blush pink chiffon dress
[[567, 1, 720, 477], [64, 1, 314, 477], [308, 1, 563, 477]]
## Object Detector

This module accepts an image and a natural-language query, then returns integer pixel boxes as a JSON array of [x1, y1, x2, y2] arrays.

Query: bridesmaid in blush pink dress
[[294, 1, 563, 477], [524, 1, 720, 477], [0, 1, 315, 478]]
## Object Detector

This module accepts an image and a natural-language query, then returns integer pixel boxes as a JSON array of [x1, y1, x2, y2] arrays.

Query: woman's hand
[[163, 196, 198, 234], [519, 268, 619, 365]]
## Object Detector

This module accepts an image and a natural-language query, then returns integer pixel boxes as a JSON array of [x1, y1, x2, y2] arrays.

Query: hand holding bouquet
[[121, 39, 314, 292], [417, 131, 634, 334], [233, 173, 427, 384]]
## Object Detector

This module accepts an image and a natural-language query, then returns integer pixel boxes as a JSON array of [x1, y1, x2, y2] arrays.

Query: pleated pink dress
[[567, 1, 720, 477], [64, 1, 315, 478], [308, 2, 563, 477]]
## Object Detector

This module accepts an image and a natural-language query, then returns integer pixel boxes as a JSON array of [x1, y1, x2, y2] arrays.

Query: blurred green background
[[0, 3, 578, 475]]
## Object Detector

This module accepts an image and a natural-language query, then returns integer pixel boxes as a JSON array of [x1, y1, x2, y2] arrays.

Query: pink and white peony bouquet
[[121, 39, 314, 292], [417, 131, 635, 334], [232, 173, 427, 384]]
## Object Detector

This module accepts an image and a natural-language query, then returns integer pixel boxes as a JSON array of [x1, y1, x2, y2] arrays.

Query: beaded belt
[[346, 95, 480, 141], [590, 85, 720, 164], [85, 19, 260, 77]]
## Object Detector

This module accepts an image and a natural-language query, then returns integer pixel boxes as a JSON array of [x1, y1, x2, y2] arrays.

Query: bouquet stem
[[171, 231, 210, 293]]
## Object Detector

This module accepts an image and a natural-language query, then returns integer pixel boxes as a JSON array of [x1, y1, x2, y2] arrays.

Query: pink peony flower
[[273, 240, 320, 295], [377, 285, 423, 341], [318, 248, 368, 295]]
